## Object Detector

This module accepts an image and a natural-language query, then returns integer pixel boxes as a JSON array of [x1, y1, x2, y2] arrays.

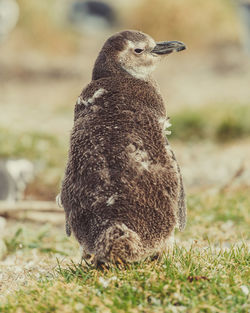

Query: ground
[[0, 190, 249, 312]]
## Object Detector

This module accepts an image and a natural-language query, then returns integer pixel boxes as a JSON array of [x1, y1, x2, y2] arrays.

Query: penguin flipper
[[165, 140, 187, 231], [56, 193, 72, 236], [65, 219, 72, 237], [177, 171, 187, 231]]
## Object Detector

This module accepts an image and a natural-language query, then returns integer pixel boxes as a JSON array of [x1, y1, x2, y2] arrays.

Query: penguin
[[59, 30, 186, 265]]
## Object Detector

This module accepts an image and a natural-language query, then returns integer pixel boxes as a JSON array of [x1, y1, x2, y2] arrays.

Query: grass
[[0, 190, 249, 312], [170, 103, 250, 142], [0, 127, 65, 167], [4, 227, 68, 256]]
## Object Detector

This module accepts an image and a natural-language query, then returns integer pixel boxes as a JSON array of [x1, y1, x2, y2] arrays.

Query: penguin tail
[[94, 223, 145, 265]]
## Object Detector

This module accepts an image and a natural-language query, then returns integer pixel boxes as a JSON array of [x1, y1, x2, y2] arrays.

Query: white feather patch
[[159, 117, 172, 136], [77, 88, 107, 107], [106, 195, 116, 206], [56, 193, 62, 207], [87, 88, 107, 105]]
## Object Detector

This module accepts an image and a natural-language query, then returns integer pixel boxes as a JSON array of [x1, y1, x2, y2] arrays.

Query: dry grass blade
[[219, 162, 246, 193]]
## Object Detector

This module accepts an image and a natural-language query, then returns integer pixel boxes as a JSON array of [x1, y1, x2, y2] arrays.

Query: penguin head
[[92, 30, 186, 81]]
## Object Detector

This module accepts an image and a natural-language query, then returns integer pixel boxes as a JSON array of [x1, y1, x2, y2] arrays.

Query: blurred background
[[0, 0, 250, 202]]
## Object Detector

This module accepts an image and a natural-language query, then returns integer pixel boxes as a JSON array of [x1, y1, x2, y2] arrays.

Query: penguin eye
[[134, 48, 144, 54]]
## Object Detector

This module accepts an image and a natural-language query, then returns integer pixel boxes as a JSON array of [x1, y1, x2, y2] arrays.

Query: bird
[[59, 30, 187, 266]]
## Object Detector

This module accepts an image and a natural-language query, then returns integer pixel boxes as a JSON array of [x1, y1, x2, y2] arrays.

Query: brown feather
[[60, 30, 186, 264]]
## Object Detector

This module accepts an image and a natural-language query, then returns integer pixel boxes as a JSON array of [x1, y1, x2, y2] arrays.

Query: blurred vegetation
[[13, 0, 240, 53], [4, 227, 68, 256], [15, 0, 79, 54], [0, 128, 67, 199], [131, 0, 239, 47], [171, 103, 250, 142], [0, 128, 65, 166]]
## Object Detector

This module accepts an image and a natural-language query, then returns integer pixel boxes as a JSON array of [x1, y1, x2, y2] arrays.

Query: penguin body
[[60, 30, 186, 264]]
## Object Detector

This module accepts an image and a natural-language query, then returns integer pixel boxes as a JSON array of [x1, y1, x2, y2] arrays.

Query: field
[[0, 190, 249, 312], [0, 0, 250, 312]]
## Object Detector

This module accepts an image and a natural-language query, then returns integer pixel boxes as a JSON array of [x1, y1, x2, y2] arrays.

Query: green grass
[[1, 190, 249, 313], [1, 246, 249, 313], [170, 104, 250, 142], [4, 227, 68, 256], [0, 127, 65, 167]]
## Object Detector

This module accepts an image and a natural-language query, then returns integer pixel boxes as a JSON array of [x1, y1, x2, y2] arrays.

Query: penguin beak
[[151, 41, 186, 55]]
